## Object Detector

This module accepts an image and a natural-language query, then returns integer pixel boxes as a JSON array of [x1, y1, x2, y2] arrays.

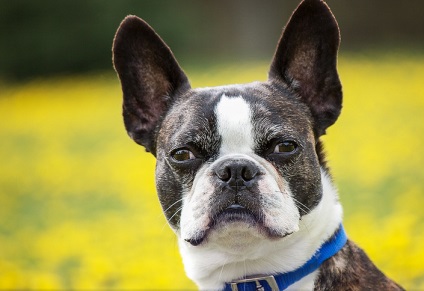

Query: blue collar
[[223, 224, 347, 291]]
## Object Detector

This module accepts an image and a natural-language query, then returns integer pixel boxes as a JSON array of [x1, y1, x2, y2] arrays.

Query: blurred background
[[0, 0, 423, 290], [1, 0, 424, 80]]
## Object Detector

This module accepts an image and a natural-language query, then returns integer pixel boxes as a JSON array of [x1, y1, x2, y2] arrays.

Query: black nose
[[214, 158, 259, 190]]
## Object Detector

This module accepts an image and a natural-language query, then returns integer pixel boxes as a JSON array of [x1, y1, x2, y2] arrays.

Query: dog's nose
[[214, 159, 259, 190]]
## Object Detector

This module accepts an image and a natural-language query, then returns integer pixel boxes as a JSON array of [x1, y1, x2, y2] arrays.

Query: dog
[[112, 0, 404, 290]]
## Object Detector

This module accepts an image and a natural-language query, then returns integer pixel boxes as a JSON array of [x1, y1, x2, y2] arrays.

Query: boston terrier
[[112, 0, 404, 290]]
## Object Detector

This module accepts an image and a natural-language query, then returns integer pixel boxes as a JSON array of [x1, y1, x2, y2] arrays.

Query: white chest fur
[[179, 165, 342, 290]]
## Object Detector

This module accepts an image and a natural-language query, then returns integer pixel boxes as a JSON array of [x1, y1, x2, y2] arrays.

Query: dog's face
[[113, 0, 341, 273], [155, 85, 321, 246]]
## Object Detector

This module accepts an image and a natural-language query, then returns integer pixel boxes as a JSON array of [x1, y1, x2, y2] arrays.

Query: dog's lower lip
[[185, 235, 205, 246], [214, 207, 257, 224], [227, 204, 245, 210]]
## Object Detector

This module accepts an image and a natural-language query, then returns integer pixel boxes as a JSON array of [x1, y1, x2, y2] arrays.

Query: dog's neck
[[178, 169, 343, 290], [222, 224, 347, 291]]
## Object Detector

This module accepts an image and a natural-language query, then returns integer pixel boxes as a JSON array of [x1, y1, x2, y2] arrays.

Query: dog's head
[[113, 0, 341, 265]]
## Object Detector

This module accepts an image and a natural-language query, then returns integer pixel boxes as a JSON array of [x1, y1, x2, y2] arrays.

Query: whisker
[[168, 206, 183, 221], [161, 206, 182, 231], [163, 198, 184, 214], [291, 197, 314, 233], [261, 190, 313, 233], [292, 198, 311, 214], [157, 198, 184, 220], [218, 256, 228, 283], [260, 190, 312, 215]]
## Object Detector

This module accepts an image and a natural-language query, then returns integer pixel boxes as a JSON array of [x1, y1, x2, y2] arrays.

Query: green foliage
[[1, 0, 423, 80], [0, 0, 198, 80]]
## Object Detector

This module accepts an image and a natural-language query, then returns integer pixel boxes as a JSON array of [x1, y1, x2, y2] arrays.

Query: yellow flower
[[0, 55, 423, 289]]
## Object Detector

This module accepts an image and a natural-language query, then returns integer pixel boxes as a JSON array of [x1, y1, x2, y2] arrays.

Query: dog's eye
[[274, 141, 297, 154], [171, 149, 196, 162]]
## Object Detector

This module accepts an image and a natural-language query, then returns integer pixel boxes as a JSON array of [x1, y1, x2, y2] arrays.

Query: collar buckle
[[230, 275, 279, 291]]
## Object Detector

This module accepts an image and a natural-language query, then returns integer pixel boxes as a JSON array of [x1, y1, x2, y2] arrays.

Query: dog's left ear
[[269, 0, 342, 136]]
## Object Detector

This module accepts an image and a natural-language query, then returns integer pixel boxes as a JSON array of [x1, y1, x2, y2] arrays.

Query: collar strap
[[224, 224, 347, 291]]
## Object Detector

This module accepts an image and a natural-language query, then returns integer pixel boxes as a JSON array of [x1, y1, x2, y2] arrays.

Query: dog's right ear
[[113, 16, 190, 155]]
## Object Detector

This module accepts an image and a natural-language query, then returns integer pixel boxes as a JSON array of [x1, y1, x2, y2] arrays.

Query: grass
[[0, 53, 423, 290]]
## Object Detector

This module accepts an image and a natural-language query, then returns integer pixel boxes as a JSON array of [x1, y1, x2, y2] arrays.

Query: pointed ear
[[113, 15, 190, 154], [269, 0, 342, 136]]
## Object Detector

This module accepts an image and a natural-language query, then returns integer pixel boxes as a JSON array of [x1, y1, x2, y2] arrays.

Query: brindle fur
[[315, 240, 403, 290]]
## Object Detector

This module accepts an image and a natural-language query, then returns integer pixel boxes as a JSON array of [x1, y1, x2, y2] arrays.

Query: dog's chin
[[184, 205, 293, 247]]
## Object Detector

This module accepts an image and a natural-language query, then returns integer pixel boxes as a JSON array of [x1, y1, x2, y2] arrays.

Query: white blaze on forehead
[[215, 95, 254, 154]]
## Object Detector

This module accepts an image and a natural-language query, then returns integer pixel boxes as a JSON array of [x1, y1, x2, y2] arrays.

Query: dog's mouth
[[185, 204, 290, 246], [185, 204, 257, 246], [212, 204, 258, 225]]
